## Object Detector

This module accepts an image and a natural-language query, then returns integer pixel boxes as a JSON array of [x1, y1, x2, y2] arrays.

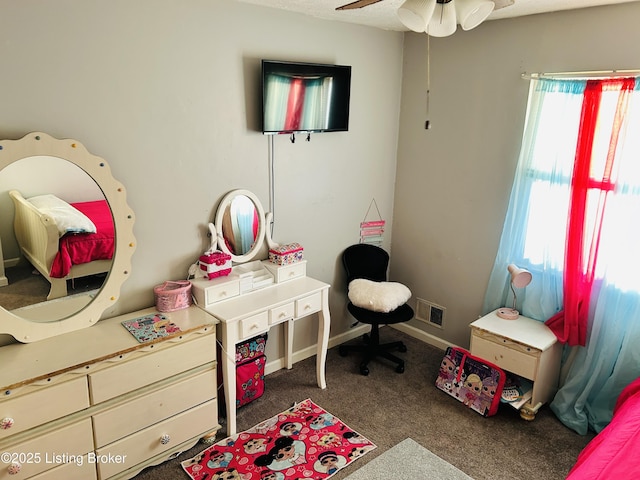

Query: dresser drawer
[[95, 399, 218, 479], [93, 368, 217, 448], [88, 333, 216, 404], [269, 302, 295, 325], [295, 292, 322, 318], [0, 376, 89, 440], [239, 312, 269, 340], [30, 456, 96, 480], [471, 334, 539, 380], [0, 419, 93, 480]]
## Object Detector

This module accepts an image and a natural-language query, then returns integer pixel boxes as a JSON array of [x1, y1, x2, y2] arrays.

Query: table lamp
[[496, 264, 532, 320]]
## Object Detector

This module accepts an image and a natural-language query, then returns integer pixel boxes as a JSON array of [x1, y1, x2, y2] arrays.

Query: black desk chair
[[339, 244, 414, 376]]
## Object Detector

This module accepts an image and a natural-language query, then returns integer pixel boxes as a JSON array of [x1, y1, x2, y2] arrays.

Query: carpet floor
[[134, 328, 596, 480]]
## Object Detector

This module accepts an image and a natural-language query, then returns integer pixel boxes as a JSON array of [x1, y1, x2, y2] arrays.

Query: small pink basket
[[154, 280, 192, 312]]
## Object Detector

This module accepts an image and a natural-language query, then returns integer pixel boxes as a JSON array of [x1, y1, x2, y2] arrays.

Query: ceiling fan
[[336, 0, 514, 11], [337, 0, 514, 36]]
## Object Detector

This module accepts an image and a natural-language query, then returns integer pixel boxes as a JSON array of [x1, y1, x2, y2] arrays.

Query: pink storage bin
[[153, 280, 192, 312]]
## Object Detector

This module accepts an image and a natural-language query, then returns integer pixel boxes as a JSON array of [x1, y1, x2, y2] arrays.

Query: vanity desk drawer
[[191, 276, 240, 308], [0, 377, 89, 440], [269, 303, 295, 325], [0, 419, 93, 480], [239, 312, 269, 339], [262, 260, 306, 283], [296, 292, 322, 318]]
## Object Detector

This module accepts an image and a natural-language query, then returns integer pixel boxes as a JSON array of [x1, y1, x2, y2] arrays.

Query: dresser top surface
[[470, 309, 558, 351], [0, 305, 216, 391]]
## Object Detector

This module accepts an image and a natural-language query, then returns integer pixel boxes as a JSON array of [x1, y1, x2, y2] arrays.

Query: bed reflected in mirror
[[0, 156, 113, 321]]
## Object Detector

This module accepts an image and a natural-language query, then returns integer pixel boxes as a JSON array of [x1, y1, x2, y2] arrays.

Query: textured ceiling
[[236, 0, 640, 31]]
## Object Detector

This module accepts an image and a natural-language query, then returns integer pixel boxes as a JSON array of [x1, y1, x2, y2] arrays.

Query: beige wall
[[0, 0, 404, 352], [2, 0, 640, 358], [393, 2, 640, 347]]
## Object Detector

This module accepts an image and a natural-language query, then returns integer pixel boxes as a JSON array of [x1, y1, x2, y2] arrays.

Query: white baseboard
[[265, 322, 451, 376]]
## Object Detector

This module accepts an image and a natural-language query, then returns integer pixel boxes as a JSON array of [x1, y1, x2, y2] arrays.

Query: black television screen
[[261, 60, 352, 134]]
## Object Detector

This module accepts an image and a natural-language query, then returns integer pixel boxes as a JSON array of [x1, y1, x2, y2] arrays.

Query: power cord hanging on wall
[[425, 34, 432, 130]]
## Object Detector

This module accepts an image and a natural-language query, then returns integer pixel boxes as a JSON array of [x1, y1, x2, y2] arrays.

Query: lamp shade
[[426, 1, 457, 37], [397, 0, 437, 32], [455, 0, 495, 30], [507, 264, 532, 289]]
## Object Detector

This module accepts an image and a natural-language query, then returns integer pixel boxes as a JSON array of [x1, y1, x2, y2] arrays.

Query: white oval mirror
[[0, 132, 136, 343], [214, 189, 265, 263]]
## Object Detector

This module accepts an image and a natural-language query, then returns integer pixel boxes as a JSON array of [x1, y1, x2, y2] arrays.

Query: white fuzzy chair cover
[[348, 278, 411, 313]]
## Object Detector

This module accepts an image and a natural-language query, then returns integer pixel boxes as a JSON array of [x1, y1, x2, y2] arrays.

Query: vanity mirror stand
[[0, 133, 220, 479], [191, 189, 331, 436]]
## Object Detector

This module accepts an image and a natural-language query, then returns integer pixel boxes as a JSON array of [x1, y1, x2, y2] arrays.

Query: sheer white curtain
[[483, 77, 640, 434]]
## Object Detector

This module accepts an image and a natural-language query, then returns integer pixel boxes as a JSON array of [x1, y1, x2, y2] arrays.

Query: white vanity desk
[[192, 262, 330, 436], [193, 189, 332, 436]]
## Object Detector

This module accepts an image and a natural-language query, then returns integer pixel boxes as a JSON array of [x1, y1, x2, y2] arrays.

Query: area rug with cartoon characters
[[181, 399, 376, 480]]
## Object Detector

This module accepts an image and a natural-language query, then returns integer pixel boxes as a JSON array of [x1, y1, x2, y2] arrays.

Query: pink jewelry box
[[199, 251, 232, 279], [268, 242, 304, 265]]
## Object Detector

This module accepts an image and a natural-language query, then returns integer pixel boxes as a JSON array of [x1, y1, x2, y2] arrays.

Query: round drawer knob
[[0, 417, 14, 430], [8, 463, 21, 475], [160, 434, 171, 445]]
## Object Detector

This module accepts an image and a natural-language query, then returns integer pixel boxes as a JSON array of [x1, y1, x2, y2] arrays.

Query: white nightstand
[[469, 309, 562, 420]]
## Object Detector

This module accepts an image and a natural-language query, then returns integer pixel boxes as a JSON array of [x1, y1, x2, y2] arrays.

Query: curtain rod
[[522, 69, 640, 80]]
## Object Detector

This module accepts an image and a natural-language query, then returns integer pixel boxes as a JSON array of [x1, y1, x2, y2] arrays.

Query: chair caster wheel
[[359, 364, 369, 376], [338, 346, 348, 357], [398, 344, 407, 353], [395, 364, 405, 373]]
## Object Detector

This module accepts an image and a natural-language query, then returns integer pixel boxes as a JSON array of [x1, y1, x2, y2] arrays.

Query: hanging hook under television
[[290, 133, 295, 144], [306, 133, 311, 142]]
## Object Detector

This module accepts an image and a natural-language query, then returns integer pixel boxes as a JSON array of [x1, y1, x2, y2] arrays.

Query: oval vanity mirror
[[0, 132, 136, 343], [214, 189, 266, 263]]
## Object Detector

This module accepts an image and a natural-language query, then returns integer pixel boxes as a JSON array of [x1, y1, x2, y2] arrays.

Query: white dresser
[[0, 305, 219, 479]]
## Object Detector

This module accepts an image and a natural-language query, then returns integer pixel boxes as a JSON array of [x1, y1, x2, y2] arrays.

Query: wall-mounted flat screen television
[[261, 60, 352, 135]]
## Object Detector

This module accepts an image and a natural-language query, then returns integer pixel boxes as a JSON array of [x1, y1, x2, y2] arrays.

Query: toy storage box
[[268, 243, 304, 265]]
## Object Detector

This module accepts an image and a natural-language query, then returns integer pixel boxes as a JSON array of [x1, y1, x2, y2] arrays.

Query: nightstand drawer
[[471, 335, 539, 380]]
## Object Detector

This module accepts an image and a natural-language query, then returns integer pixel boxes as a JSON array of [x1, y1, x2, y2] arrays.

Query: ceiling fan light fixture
[[456, 0, 495, 30], [426, 1, 457, 37], [397, 0, 437, 32]]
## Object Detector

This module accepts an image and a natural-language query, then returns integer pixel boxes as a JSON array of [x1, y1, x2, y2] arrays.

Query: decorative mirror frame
[[0, 132, 136, 342], [214, 189, 266, 263]]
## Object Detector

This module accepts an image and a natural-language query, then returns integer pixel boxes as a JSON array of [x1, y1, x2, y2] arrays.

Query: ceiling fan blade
[[493, 0, 515, 10], [336, 0, 385, 11]]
